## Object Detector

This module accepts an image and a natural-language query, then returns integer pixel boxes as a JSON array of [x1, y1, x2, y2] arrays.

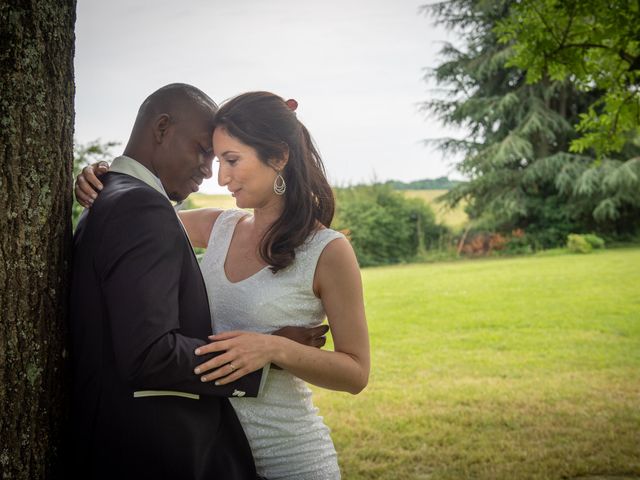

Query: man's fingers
[[312, 336, 327, 348], [309, 325, 329, 349], [308, 324, 329, 339], [271, 325, 329, 347]]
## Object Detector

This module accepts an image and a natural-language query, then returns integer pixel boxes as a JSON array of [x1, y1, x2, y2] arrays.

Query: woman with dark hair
[[76, 91, 369, 479]]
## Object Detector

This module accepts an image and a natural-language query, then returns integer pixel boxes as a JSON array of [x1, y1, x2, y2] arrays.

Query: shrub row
[[567, 233, 606, 254], [332, 184, 447, 267]]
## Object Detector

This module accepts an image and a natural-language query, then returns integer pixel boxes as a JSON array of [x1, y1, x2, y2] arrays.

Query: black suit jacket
[[69, 172, 261, 479]]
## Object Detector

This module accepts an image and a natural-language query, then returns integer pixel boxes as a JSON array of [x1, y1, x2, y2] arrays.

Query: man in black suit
[[70, 84, 265, 479]]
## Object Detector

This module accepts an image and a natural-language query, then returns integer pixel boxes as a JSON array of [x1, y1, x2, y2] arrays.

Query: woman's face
[[213, 127, 283, 209]]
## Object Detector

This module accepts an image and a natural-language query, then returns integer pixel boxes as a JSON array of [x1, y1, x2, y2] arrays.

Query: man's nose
[[199, 160, 213, 179]]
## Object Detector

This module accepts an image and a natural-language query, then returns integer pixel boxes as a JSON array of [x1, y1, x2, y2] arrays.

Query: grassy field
[[311, 248, 640, 479], [189, 190, 469, 228], [404, 189, 468, 228], [189, 192, 238, 210]]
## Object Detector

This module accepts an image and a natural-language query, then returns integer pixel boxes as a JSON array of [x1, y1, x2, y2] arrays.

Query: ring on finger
[[229, 362, 237, 372]]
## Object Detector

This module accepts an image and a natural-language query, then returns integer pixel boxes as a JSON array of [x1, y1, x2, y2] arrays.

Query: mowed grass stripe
[[311, 248, 640, 480]]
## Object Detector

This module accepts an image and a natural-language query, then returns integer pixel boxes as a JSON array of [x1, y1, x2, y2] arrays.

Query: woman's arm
[[178, 208, 222, 249], [194, 237, 370, 395]]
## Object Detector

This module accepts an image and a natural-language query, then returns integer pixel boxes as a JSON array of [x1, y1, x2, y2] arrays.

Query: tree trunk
[[0, 1, 76, 478]]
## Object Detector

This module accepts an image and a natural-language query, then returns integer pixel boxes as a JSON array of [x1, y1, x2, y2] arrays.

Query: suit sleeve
[[95, 190, 263, 397]]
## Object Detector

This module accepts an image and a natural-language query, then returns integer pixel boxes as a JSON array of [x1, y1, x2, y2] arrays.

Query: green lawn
[[312, 248, 640, 479]]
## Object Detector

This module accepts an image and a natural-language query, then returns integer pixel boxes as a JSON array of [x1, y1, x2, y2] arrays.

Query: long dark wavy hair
[[212, 91, 335, 273]]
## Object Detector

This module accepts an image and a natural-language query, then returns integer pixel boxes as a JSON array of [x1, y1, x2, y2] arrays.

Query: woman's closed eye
[[218, 157, 239, 166]]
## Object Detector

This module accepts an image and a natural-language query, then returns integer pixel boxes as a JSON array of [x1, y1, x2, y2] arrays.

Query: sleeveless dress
[[200, 209, 344, 480]]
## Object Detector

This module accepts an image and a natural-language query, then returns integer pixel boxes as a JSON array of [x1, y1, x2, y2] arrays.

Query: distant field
[[189, 192, 239, 210], [404, 189, 468, 228], [313, 247, 640, 479], [190, 190, 469, 228]]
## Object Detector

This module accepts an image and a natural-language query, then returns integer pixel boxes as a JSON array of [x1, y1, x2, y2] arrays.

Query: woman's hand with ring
[[194, 331, 282, 385]]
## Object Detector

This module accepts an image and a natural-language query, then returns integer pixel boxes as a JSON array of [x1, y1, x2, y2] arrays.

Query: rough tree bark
[[0, 1, 76, 478]]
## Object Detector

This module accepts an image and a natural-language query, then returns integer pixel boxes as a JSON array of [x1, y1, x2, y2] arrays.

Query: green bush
[[333, 184, 446, 267], [567, 234, 593, 254], [583, 233, 605, 249], [503, 235, 534, 255]]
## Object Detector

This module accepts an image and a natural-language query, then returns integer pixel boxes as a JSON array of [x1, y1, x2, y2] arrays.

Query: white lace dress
[[200, 209, 343, 480]]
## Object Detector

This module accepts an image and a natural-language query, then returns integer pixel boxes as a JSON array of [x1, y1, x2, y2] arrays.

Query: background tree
[[496, 0, 640, 156], [384, 176, 464, 190], [423, 0, 640, 247], [0, 1, 76, 478]]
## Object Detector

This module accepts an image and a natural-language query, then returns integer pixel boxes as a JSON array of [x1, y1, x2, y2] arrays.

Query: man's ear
[[152, 114, 171, 143]]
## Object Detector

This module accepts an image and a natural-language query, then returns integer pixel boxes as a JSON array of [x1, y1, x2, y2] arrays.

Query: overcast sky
[[75, 0, 462, 194]]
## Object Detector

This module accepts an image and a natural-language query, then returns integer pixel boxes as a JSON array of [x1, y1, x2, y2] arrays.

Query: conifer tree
[[423, 0, 640, 245]]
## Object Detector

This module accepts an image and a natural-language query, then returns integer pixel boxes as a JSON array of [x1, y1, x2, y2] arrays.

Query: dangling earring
[[273, 172, 286, 195]]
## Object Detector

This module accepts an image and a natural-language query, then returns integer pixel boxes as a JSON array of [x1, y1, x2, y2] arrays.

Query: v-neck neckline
[[222, 212, 270, 285]]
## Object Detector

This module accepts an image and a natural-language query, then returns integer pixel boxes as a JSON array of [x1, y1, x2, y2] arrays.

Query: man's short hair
[[137, 83, 218, 123]]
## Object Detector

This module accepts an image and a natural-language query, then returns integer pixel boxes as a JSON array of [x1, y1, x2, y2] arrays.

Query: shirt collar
[[109, 155, 168, 198], [109, 156, 184, 210]]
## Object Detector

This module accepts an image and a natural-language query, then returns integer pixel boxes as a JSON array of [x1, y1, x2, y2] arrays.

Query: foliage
[[422, 0, 640, 247], [313, 248, 640, 479], [332, 184, 447, 267], [493, 228, 535, 255], [583, 233, 605, 249], [384, 176, 464, 190], [567, 233, 593, 253], [497, 0, 640, 156], [72, 140, 119, 228], [567, 232, 606, 253], [503, 234, 533, 255]]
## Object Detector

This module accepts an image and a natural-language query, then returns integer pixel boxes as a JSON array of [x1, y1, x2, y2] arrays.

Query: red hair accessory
[[285, 98, 298, 112]]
